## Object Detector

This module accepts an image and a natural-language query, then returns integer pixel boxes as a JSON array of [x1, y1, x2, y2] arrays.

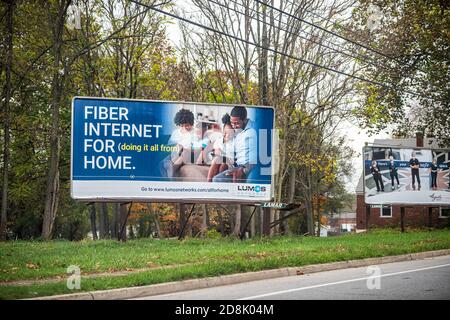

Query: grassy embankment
[[1, 228, 449, 299]]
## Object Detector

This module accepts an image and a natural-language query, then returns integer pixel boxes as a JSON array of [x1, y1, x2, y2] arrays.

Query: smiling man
[[212, 106, 257, 183]]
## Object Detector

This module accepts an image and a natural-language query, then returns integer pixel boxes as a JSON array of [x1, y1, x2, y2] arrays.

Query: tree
[[0, 0, 14, 240], [349, 0, 449, 146], [41, 0, 71, 240], [180, 0, 358, 236]]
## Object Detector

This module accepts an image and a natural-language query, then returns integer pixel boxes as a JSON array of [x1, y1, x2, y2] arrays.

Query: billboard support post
[[400, 207, 405, 233], [365, 205, 370, 230], [178, 204, 196, 240], [428, 207, 433, 228], [118, 202, 132, 241], [239, 205, 258, 240], [262, 207, 271, 236]]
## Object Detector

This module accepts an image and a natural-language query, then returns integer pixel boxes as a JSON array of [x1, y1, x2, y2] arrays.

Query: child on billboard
[[206, 114, 235, 182]]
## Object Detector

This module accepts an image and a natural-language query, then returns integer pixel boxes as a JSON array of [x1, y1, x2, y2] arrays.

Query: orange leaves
[[26, 263, 40, 270]]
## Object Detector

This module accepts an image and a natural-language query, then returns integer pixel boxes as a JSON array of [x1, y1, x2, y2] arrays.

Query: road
[[133, 255, 450, 300]]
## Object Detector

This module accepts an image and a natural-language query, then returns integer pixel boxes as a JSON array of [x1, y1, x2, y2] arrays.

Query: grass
[[0, 228, 450, 299]]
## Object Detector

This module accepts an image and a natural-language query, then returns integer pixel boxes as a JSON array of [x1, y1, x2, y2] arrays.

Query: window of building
[[380, 205, 392, 218], [439, 207, 450, 218]]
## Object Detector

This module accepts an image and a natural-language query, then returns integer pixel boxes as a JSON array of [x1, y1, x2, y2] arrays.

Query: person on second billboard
[[430, 158, 438, 189], [409, 151, 421, 190], [212, 106, 256, 183], [370, 160, 384, 192], [388, 155, 400, 190]]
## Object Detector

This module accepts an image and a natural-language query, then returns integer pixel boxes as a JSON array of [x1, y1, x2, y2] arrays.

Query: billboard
[[363, 146, 450, 205], [71, 97, 275, 203]]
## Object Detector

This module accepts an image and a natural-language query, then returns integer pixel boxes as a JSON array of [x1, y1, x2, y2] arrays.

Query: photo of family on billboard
[[364, 146, 450, 205], [159, 104, 271, 184]]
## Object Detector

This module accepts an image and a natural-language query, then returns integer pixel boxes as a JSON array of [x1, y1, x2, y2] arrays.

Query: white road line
[[239, 263, 450, 300]]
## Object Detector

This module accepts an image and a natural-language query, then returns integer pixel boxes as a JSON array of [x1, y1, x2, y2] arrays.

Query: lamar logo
[[237, 186, 266, 193]]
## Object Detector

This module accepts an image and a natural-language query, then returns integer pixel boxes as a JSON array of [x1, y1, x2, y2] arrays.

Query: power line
[[284, 0, 432, 76], [255, 0, 393, 61], [284, 0, 357, 35], [268, 0, 430, 84], [129, 0, 385, 87], [258, 0, 364, 58], [215, 0, 379, 64], [128, 0, 434, 100], [205, 0, 387, 70]]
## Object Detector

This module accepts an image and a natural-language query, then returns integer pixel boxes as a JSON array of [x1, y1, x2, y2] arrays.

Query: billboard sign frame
[[71, 96, 276, 204], [362, 144, 450, 206]]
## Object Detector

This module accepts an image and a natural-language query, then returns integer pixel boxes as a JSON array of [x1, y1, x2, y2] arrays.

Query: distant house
[[356, 134, 450, 230], [329, 212, 356, 233], [319, 225, 330, 237], [322, 200, 357, 235]]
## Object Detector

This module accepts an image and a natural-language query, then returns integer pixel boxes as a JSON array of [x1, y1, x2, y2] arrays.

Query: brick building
[[355, 135, 450, 230]]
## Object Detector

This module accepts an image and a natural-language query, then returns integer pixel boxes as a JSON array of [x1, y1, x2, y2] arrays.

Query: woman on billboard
[[388, 155, 400, 190], [370, 160, 384, 192]]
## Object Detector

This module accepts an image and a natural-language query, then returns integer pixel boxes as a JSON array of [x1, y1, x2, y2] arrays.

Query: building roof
[[371, 138, 443, 149], [330, 212, 356, 219]]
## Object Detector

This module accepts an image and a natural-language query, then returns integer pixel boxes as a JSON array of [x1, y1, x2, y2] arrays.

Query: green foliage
[[0, 0, 186, 240], [350, 0, 449, 145], [205, 228, 222, 239], [0, 0, 376, 241]]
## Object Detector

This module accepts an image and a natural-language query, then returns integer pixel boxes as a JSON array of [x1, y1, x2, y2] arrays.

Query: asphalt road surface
[[134, 255, 450, 300]]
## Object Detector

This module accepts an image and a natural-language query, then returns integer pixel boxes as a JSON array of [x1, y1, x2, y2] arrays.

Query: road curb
[[28, 248, 450, 300]]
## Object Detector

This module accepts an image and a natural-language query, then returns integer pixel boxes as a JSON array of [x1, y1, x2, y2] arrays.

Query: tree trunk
[[99, 203, 109, 239], [179, 203, 186, 235], [201, 204, 209, 238], [250, 207, 256, 238], [147, 203, 161, 238], [186, 206, 193, 238], [270, 208, 276, 236], [118, 203, 129, 241], [306, 168, 314, 236], [217, 208, 225, 237], [179, 203, 193, 238], [89, 204, 98, 240], [316, 186, 321, 237], [42, 1, 69, 240], [283, 166, 296, 235], [261, 207, 271, 236], [0, 0, 14, 241], [233, 205, 241, 237], [258, 0, 271, 237], [110, 203, 120, 239], [97, 204, 105, 239], [258, 0, 269, 106], [153, 212, 162, 238]]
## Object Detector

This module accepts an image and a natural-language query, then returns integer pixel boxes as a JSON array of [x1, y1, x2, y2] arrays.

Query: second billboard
[[364, 146, 450, 205]]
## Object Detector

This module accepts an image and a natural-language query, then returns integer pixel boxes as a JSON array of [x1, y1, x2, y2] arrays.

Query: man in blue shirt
[[212, 106, 257, 183], [409, 151, 421, 190], [388, 155, 400, 190]]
